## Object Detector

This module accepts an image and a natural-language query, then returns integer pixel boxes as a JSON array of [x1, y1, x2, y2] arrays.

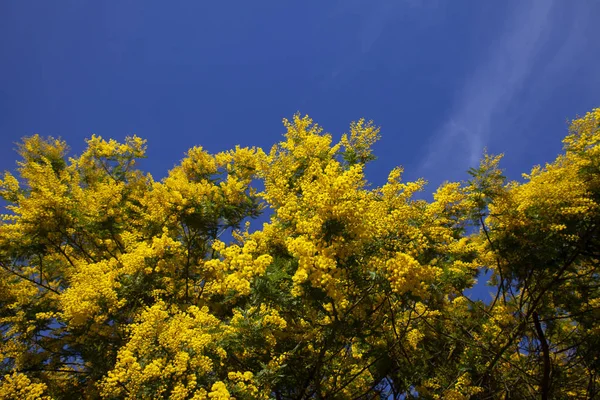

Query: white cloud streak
[[419, 0, 556, 180], [329, 0, 442, 79]]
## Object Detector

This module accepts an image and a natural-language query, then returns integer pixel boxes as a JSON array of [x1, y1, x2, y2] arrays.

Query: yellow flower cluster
[[207, 381, 231, 399], [384, 252, 439, 296], [205, 239, 273, 295], [227, 371, 259, 397], [100, 302, 226, 398], [60, 258, 123, 326], [487, 110, 599, 241], [0, 372, 50, 400], [259, 304, 287, 330]]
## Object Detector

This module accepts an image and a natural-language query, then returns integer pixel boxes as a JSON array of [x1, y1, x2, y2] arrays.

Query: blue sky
[[2, 1, 599, 188], [1, 1, 600, 301]]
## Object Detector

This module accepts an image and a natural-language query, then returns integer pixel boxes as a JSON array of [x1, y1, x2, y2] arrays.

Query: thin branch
[[533, 312, 551, 400], [0, 261, 60, 294]]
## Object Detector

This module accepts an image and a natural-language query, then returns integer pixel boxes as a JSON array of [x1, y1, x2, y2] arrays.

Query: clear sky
[[1, 1, 599, 301], [2, 0, 600, 187]]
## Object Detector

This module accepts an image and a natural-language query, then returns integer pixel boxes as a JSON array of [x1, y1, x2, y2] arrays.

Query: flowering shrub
[[1, 109, 599, 398]]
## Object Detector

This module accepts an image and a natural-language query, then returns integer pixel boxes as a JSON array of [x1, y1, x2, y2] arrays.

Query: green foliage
[[0, 109, 599, 399]]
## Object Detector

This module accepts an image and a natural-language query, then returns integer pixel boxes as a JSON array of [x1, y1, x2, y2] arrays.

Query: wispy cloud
[[419, 0, 556, 182], [357, 1, 400, 54], [329, 0, 442, 79]]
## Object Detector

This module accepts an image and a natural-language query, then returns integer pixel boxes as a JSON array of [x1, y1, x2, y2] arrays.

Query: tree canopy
[[1, 108, 599, 399]]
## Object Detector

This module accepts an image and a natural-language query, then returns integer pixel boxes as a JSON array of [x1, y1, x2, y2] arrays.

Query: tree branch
[[533, 312, 551, 400]]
